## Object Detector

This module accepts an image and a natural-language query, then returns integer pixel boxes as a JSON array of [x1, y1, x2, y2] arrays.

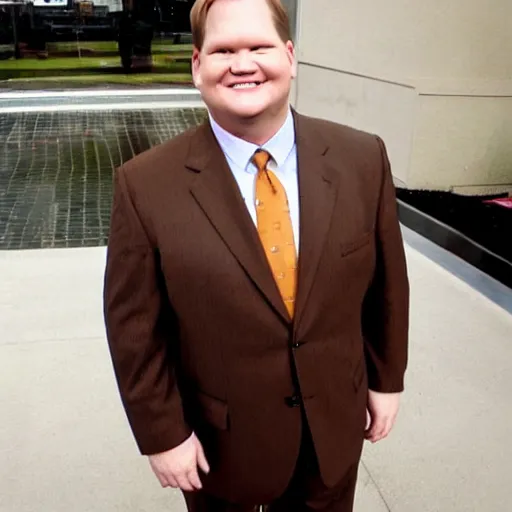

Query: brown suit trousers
[[185, 411, 358, 511]]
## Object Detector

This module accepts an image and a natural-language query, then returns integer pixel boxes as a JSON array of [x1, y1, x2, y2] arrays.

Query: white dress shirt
[[209, 109, 300, 249]]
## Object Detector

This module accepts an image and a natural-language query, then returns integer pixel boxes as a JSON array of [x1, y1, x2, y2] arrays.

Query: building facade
[[292, 0, 512, 195]]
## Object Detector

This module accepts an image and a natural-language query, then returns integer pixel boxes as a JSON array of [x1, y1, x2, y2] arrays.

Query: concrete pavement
[[1, 233, 511, 511]]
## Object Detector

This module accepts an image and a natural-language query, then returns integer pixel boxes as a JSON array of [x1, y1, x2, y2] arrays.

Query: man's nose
[[230, 51, 258, 74]]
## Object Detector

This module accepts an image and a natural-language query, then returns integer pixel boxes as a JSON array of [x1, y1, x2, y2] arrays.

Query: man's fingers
[[366, 415, 386, 442], [367, 414, 398, 442], [188, 467, 203, 490], [367, 415, 384, 436], [378, 415, 396, 438], [167, 475, 179, 489], [383, 416, 397, 437], [156, 469, 196, 490], [374, 428, 386, 442], [365, 409, 371, 430], [147, 435, 207, 491], [196, 442, 211, 475], [366, 391, 402, 443], [375, 420, 387, 440], [175, 473, 195, 492], [155, 472, 170, 488]]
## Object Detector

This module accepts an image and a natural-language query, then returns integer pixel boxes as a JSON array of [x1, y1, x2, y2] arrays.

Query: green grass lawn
[[0, 54, 191, 81], [4, 73, 193, 86], [0, 41, 193, 86], [47, 41, 193, 53], [0, 54, 191, 70]]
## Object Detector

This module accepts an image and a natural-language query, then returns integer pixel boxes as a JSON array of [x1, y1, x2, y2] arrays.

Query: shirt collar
[[209, 108, 295, 172]]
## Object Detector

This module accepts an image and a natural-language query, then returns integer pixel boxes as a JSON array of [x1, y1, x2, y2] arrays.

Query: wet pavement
[[0, 108, 206, 250]]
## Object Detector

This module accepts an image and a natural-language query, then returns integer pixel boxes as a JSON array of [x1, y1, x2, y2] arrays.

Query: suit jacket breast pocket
[[340, 231, 374, 258]]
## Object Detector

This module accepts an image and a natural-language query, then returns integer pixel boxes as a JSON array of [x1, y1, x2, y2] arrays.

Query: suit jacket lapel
[[293, 113, 340, 329], [187, 121, 290, 323]]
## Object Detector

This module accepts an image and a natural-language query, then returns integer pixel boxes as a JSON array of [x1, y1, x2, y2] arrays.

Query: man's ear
[[192, 47, 202, 88], [286, 41, 297, 79]]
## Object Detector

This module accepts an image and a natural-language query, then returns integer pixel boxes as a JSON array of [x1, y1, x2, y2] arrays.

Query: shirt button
[[270, 246, 279, 254]]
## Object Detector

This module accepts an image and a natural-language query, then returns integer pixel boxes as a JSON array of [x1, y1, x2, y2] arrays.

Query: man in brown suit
[[103, 0, 409, 510]]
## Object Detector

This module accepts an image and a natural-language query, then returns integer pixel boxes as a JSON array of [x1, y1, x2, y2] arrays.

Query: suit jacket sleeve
[[362, 137, 410, 393], [103, 166, 192, 455]]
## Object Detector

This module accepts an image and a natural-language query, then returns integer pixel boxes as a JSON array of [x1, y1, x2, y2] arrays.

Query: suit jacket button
[[292, 342, 304, 349], [285, 395, 302, 408]]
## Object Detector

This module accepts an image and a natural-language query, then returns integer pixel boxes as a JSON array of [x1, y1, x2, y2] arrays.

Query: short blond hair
[[190, 0, 292, 50]]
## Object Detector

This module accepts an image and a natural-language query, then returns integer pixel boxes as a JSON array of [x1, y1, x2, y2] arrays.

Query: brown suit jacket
[[103, 111, 409, 504]]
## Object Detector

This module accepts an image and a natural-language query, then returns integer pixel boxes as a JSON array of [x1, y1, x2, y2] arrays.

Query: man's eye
[[215, 49, 230, 54], [251, 46, 270, 52]]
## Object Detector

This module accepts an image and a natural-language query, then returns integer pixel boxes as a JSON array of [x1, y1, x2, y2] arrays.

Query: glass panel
[[0, 0, 195, 90], [0, 107, 207, 249]]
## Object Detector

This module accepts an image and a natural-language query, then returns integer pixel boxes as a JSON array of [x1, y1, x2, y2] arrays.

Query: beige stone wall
[[293, 0, 512, 193]]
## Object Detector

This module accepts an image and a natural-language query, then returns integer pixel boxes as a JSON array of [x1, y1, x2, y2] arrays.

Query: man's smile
[[228, 81, 265, 89]]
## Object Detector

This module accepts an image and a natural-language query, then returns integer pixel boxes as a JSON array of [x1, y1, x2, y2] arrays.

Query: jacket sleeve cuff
[[367, 372, 405, 393], [135, 421, 194, 456]]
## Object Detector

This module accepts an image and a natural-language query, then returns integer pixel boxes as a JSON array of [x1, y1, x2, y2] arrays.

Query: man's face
[[192, 0, 296, 124]]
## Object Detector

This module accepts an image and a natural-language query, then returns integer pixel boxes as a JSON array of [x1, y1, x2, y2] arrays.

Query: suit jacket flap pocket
[[340, 231, 373, 258]]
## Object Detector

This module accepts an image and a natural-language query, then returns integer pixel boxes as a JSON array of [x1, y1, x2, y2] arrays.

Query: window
[[0, 0, 195, 90]]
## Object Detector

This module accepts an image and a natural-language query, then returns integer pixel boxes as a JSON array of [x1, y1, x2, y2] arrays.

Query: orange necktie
[[252, 149, 297, 318]]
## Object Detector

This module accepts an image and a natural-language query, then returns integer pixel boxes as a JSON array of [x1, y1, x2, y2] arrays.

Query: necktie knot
[[252, 149, 271, 173]]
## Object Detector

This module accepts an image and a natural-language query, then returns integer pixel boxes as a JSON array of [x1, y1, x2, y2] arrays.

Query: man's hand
[[148, 433, 210, 491], [365, 390, 401, 443]]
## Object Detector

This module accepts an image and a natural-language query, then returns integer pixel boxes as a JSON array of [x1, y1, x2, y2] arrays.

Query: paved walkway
[[1, 232, 511, 511]]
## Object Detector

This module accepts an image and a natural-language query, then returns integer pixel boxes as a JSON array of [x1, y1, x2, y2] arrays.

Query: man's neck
[[210, 106, 290, 147]]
